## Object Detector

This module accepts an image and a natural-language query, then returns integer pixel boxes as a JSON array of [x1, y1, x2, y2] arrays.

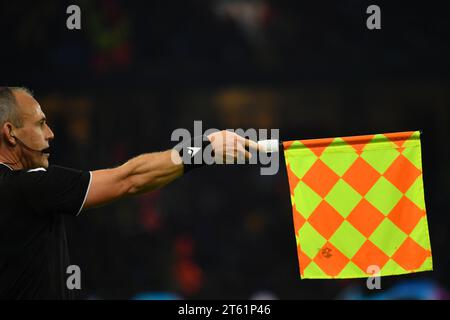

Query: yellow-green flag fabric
[[283, 131, 433, 279]]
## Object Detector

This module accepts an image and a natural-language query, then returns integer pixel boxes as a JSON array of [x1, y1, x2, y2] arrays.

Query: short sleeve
[[18, 165, 92, 216]]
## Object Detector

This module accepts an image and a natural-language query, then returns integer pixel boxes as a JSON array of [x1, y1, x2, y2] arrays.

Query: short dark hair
[[0, 86, 33, 128]]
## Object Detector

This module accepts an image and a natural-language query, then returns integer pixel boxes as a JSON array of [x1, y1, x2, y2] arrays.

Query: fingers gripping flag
[[283, 131, 433, 279]]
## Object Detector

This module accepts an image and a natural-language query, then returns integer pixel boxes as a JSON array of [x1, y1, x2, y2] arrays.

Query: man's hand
[[207, 130, 260, 164]]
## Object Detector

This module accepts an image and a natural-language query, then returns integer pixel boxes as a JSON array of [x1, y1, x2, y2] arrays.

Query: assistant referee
[[0, 86, 258, 299]]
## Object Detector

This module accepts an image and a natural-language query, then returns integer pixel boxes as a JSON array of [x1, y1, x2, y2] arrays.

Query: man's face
[[13, 90, 54, 169]]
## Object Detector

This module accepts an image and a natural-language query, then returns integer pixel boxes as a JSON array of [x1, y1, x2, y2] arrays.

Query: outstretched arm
[[84, 149, 183, 209], [83, 131, 258, 210]]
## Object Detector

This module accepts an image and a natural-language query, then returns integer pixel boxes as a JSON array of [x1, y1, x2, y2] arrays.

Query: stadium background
[[1, 0, 449, 299]]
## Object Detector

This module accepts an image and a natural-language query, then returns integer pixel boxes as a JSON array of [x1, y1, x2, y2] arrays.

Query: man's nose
[[47, 126, 55, 140]]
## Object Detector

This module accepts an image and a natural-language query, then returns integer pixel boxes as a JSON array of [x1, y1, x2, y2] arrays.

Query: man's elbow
[[125, 174, 160, 196]]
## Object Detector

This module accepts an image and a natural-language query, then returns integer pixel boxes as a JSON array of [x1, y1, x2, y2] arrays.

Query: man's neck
[[0, 145, 24, 170]]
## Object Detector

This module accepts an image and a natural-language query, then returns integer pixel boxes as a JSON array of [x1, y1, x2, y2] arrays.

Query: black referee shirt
[[0, 163, 91, 299]]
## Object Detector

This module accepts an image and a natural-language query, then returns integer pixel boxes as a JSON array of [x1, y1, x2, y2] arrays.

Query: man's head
[[0, 87, 54, 169]]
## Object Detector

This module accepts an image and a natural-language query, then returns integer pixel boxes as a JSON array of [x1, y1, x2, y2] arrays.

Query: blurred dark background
[[1, 0, 449, 299]]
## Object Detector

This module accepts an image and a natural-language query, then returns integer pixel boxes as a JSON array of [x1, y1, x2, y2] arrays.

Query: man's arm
[[84, 149, 183, 209], [83, 131, 258, 210]]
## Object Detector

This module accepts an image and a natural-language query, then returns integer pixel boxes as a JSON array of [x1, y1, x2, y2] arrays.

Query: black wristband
[[174, 135, 215, 173]]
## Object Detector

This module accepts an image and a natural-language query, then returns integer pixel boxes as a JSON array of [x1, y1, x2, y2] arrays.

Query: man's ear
[[2, 122, 17, 146]]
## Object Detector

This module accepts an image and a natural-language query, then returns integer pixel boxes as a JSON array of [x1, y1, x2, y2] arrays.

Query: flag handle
[[257, 139, 281, 153]]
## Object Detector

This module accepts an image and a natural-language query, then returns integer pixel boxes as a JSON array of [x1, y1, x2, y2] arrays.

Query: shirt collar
[[0, 163, 14, 171]]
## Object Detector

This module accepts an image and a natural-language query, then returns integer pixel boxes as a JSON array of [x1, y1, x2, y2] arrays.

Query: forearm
[[122, 149, 184, 195]]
